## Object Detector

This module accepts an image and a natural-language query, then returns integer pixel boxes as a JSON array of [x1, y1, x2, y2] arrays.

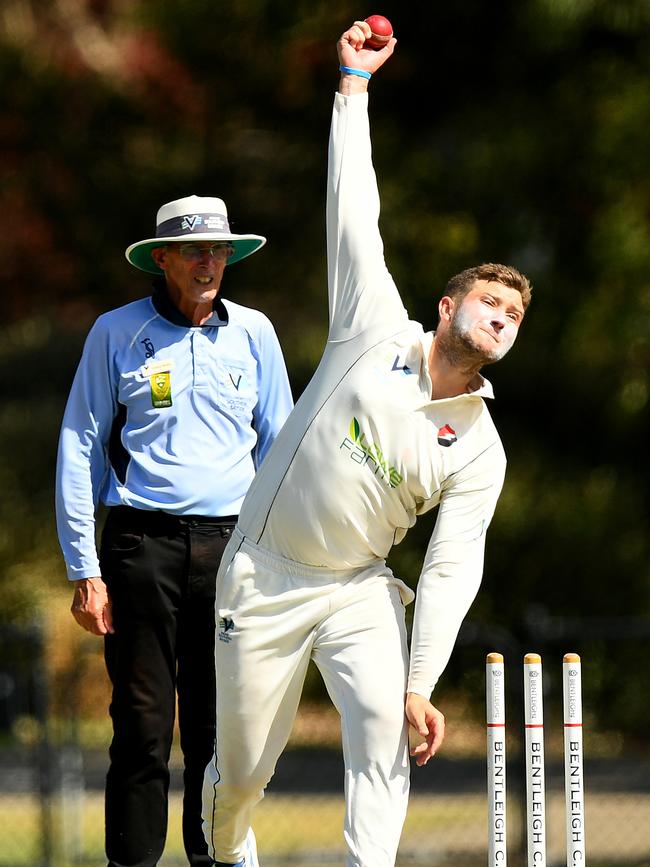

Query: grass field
[[1, 791, 649, 867]]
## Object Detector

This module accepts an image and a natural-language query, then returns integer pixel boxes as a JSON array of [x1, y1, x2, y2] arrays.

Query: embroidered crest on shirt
[[391, 354, 414, 375], [218, 616, 235, 643], [339, 417, 403, 489], [437, 424, 457, 447], [220, 364, 252, 417]]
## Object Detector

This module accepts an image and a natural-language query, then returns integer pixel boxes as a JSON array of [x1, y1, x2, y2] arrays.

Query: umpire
[[55, 195, 293, 867]]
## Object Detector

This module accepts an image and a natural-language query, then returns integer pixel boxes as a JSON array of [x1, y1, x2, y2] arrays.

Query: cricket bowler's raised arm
[[327, 22, 405, 341]]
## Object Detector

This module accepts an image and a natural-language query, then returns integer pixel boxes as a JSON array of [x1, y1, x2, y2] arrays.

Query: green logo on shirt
[[340, 417, 403, 488], [150, 372, 172, 408]]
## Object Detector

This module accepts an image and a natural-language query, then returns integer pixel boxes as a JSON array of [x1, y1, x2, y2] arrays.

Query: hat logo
[[205, 215, 227, 230], [181, 214, 203, 231]]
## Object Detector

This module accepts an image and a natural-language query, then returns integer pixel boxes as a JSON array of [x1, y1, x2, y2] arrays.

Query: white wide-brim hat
[[125, 195, 267, 275]]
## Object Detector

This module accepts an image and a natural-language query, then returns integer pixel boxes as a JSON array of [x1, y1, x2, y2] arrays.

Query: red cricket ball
[[364, 14, 394, 50]]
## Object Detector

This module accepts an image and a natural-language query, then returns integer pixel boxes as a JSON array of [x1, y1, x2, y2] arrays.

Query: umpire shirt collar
[[151, 277, 230, 328]]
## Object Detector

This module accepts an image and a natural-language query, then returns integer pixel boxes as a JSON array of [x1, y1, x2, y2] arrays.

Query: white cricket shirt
[[237, 93, 507, 697]]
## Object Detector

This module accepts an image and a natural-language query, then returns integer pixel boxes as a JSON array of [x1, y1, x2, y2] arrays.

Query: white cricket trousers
[[202, 529, 412, 866]]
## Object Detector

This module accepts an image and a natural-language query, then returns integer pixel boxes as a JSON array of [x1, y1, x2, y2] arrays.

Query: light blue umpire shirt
[[56, 280, 294, 580]]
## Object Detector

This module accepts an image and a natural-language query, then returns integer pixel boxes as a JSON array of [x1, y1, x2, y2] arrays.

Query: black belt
[[109, 504, 238, 528]]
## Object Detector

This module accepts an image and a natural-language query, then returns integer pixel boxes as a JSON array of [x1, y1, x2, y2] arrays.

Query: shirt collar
[[420, 331, 495, 400], [151, 278, 229, 328]]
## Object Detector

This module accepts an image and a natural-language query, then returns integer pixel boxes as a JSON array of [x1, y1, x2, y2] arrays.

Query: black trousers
[[100, 505, 236, 867]]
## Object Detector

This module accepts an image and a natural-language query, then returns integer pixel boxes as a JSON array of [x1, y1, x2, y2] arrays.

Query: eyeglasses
[[170, 243, 235, 261]]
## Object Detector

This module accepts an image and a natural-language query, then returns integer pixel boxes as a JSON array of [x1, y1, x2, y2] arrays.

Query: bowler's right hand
[[337, 20, 396, 75], [71, 576, 114, 635]]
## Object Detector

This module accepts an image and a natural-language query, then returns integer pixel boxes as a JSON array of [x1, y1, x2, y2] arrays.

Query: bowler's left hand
[[406, 692, 445, 766]]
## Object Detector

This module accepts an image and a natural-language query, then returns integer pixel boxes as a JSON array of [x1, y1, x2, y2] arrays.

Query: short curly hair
[[443, 263, 532, 310]]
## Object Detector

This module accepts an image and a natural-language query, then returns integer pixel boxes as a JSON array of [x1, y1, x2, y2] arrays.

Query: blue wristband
[[339, 65, 372, 80]]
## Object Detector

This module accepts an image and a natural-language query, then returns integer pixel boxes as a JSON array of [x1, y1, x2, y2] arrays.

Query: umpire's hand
[[406, 692, 445, 767], [71, 576, 114, 635]]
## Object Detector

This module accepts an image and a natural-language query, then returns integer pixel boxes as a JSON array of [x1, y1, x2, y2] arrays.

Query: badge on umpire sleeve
[[150, 371, 172, 407]]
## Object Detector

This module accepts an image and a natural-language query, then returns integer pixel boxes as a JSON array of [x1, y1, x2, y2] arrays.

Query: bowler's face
[[450, 280, 525, 362]]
